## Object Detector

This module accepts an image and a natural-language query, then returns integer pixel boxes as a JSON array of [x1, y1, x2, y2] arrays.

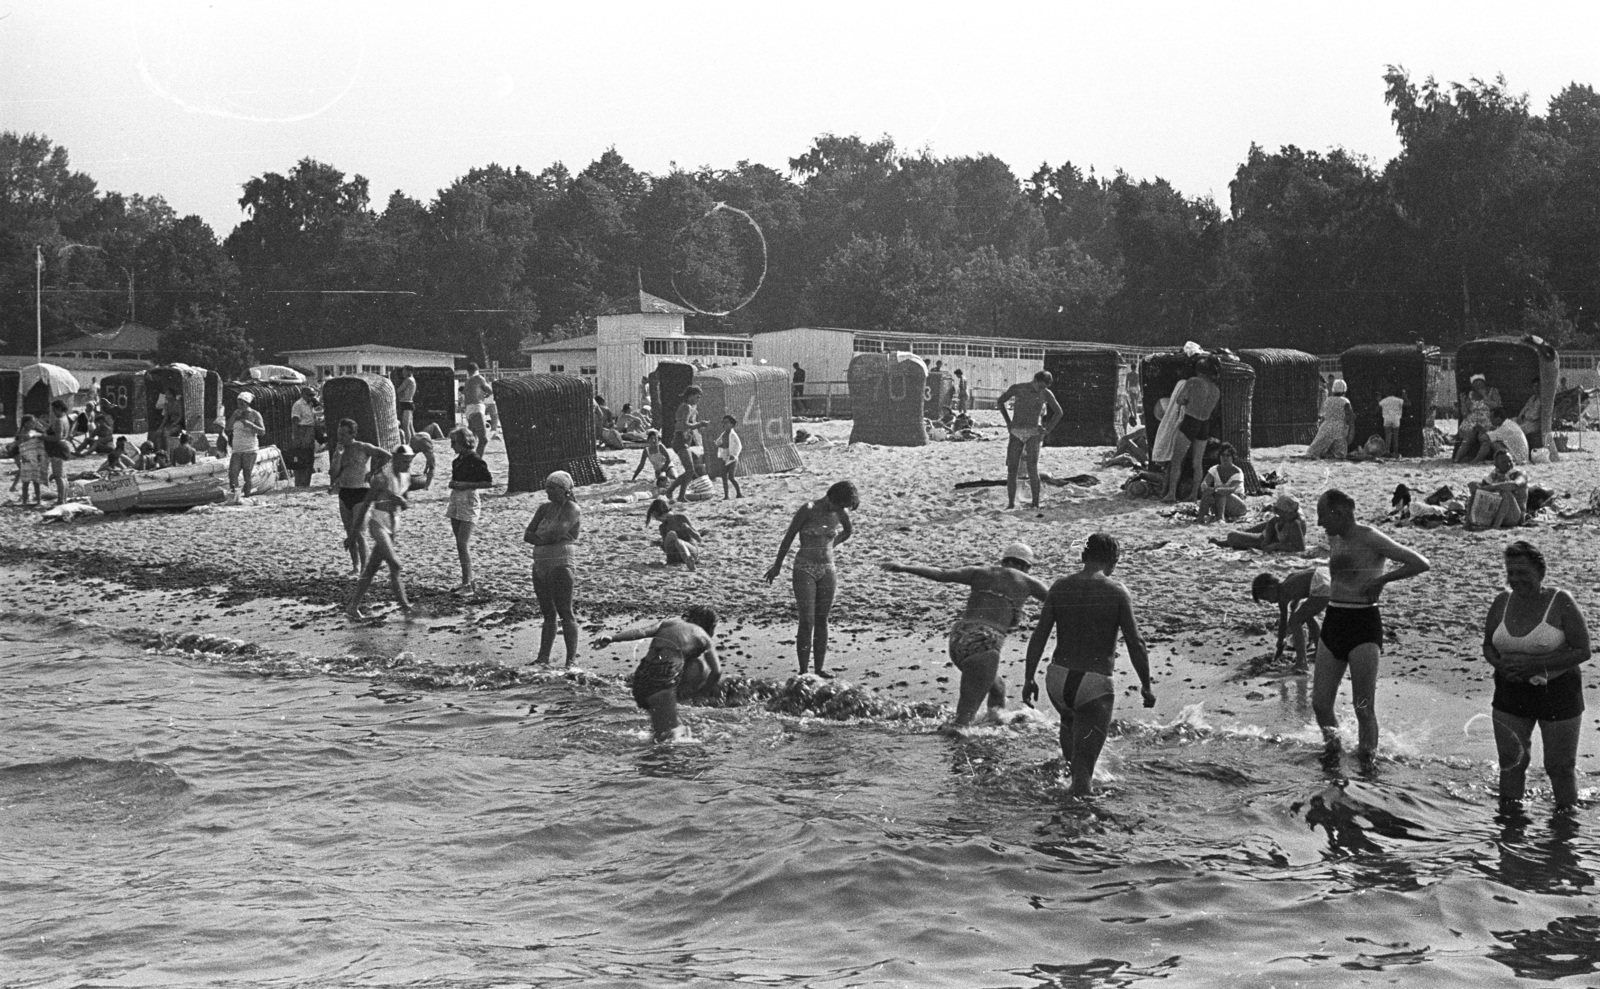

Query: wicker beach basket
[[390, 367, 458, 437], [848, 352, 929, 446], [202, 369, 222, 426], [924, 369, 955, 421], [0, 369, 19, 438], [648, 361, 697, 437], [145, 365, 208, 443], [1454, 335, 1559, 449], [497, 373, 605, 493], [1238, 348, 1320, 447], [101, 371, 149, 434], [322, 374, 401, 452], [1140, 351, 1259, 494], [1339, 344, 1440, 457], [692, 365, 804, 477], [1044, 349, 1121, 447]]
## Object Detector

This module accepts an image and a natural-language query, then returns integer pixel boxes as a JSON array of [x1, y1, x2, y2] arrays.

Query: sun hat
[[545, 470, 575, 492], [237, 392, 254, 403], [1001, 541, 1036, 567], [1330, 379, 1347, 395], [1470, 373, 1487, 383], [392, 444, 413, 458]]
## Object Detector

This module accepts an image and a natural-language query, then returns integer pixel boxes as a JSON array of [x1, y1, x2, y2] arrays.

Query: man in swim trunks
[[1314, 488, 1430, 767], [996, 370, 1064, 510], [1165, 357, 1222, 502], [1251, 566, 1331, 673], [594, 605, 721, 742], [462, 362, 493, 454], [881, 541, 1049, 727], [396, 366, 417, 441], [1022, 533, 1156, 797]]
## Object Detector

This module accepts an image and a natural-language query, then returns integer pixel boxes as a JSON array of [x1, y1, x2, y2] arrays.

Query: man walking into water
[[593, 605, 721, 742], [997, 370, 1064, 510], [1023, 532, 1155, 797], [462, 363, 493, 454], [1313, 488, 1430, 768]]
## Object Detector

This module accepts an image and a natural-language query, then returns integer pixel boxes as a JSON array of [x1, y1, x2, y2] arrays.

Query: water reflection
[[1480, 808, 1594, 896]]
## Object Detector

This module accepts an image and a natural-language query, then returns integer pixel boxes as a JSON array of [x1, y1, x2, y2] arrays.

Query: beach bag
[[685, 475, 715, 501], [1364, 435, 1387, 457], [1468, 489, 1503, 528]]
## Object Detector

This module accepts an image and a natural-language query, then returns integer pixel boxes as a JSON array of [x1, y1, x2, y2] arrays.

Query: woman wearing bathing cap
[[1303, 378, 1353, 460], [524, 469, 582, 666], [1455, 372, 1503, 463], [882, 540, 1050, 728], [1211, 491, 1307, 552]]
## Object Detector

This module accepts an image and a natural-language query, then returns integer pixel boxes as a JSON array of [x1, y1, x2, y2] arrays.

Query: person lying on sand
[[1023, 533, 1156, 797], [881, 541, 1049, 728], [1212, 492, 1306, 552], [594, 605, 721, 743], [1251, 567, 1330, 673]]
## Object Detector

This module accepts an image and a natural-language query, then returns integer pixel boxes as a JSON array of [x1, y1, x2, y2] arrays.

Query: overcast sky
[[4, 1, 1598, 237]]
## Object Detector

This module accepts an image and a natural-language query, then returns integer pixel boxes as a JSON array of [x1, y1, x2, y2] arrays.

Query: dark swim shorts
[[398, 401, 415, 412], [1320, 606, 1383, 663], [339, 486, 370, 510], [1493, 671, 1585, 722], [632, 655, 710, 708], [1178, 415, 1211, 442]]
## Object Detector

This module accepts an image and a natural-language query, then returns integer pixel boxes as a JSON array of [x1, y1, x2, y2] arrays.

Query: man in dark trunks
[[594, 605, 721, 742]]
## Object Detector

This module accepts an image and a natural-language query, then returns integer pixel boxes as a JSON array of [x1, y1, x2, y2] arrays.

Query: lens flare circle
[[669, 202, 768, 318]]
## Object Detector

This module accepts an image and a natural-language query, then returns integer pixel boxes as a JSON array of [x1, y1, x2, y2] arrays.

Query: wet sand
[[4, 414, 1597, 747]]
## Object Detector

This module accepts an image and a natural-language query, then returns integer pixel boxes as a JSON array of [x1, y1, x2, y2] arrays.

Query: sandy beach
[[4, 413, 1598, 747]]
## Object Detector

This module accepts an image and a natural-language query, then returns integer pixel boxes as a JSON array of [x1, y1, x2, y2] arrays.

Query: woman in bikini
[[1481, 540, 1590, 810], [1023, 533, 1156, 797], [346, 445, 415, 619], [882, 541, 1049, 727], [329, 418, 388, 572], [765, 480, 859, 677]]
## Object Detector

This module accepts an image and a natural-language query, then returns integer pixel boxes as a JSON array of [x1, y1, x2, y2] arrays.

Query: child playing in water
[[593, 605, 721, 742], [714, 415, 743, 499], [1379, 391, 1406, 457], [1251, 567, 1331, 673], [631, 429, 675, 490]]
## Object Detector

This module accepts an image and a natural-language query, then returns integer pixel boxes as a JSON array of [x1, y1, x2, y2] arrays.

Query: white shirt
[[291, 398, 316, 426], [1378, 396, 1404, 426], [231, 409, 264, 453], [720, 428, 743, 463], [1489, 421, 1529, 464]]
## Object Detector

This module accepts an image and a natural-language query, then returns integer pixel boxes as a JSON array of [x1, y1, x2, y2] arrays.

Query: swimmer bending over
[[1313, 488, 1430, 766], [881, 541, 1049, 727], [1023, 533, 1155, 797], [595, 605, 721, 742]]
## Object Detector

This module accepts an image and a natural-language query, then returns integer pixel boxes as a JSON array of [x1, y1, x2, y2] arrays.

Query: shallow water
[[3, 611, 1599, 988]]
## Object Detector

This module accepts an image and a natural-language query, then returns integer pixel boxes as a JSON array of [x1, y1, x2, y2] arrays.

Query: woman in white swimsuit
[[346, 445, 415, 619], [1481, 540, 1590, 810], [765, 481, 858, 677]]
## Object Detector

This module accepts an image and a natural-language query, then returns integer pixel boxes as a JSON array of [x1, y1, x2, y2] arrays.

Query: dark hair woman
[[764, 480, 859, 677]]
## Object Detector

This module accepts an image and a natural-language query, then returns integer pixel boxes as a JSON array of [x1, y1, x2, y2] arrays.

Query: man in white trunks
[[996, 370, 1064, 510], [881, 541, 1049, 728], [1022, 532, 1156, 797], [1313, 488, 1430, 767], [462, 362, 493, 454]]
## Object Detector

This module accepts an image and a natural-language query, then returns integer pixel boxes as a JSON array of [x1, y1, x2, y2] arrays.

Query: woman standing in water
[[524, 470, 582, 667], [765, 480, 858, 678], [882, 541, 1048, 727], [346, 446, 415, 619], [445, 428, 495, 595], [1482, 540, 1590, 810]]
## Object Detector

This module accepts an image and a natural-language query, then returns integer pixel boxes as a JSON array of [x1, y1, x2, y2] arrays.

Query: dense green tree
[[158, 304, 256, 379]]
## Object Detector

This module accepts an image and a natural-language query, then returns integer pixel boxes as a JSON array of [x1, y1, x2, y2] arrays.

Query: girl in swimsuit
[[882, 541, 1049, 727], [646, 497, 702, 569], [329, 418, 387, 572], [525, 470, 582, 666], [1482, 540, 1591, 809], [346, 446, 415, 619], [765, 480, 858, 677]]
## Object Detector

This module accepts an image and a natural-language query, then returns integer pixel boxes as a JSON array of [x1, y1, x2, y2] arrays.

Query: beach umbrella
[[20, 362, 80, 401], [249, 364, 308, 384]]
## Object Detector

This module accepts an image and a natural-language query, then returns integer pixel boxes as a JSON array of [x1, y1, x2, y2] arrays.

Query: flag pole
[[36, 244, 44, 362]]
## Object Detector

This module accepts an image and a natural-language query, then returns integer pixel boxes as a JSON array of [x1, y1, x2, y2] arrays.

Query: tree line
[[2, 67, 1598, 377]]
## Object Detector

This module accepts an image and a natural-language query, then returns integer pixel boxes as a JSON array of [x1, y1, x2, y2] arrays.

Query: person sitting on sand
[[102, 435, 135, 473], [1212, 491, 1307, 551], [1455, 374, 1502, 462], [882, 541, 1049, 728], [1252, 567, 1331, 673], [347, 446, 416, 619], [1196, 442, 1247, 523], [646, 496, 702, 569], [77, 413, 114, 456], [1485, 407, 1529, 465], [595, 606, 722, 742], [134, 440, 160, 471], [631, 429, 676, 489], [1023, 532, 1156, 797], [170, 432, 196, 466], [1304, 379, 1353, 459], [1468, 449, 1529, 530], [996, 371, 1064, 510], [616, 403, 647, 442]]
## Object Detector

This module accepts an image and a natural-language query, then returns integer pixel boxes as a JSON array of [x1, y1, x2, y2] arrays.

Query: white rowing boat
[[74, 447, 284, 512]]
